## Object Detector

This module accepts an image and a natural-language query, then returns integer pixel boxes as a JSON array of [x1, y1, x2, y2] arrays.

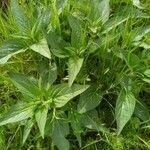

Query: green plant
[[0, 0, 149, 149]]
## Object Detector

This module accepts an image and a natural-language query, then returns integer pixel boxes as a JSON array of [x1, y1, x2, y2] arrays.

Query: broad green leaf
[[0, 40, 26, 64], [133, 26, 150, 42], [115, 6, 149, 19], [71, 124, 82, 147], [0, 49, 26, 64], [70, 113, 83, 147], [51, 119, 69, 150], [137, 42, 150, 49], [0, 55, 11, 64], [11, 0, 31, 35], [132, 27, 150, 49], [88, 0, 105, 22], [31, 8, 51, 37], [88, 0, 110, 24], [141, 49, 150, 62], [127, 53, 140, 69], [47, 32, 69, 58], [68, 16, 84, 49], [143, 69, 150, 83], [22, 119, 34, 144], [132, 0, 144, 9], [144, 69, 150, 78], [68, 57, 84, 86], [143, 78, 150, 84], [35, 106, 48, 138], [115, 90, 136, 135], [99, 0, 110, 24], [50, 84, 89, 108], [9, 72, 41, 98], [81, 110, 106, 132], [56, 0, 68, 15], [134, 101, 150, 122], [77, 86, 103, 114], [102, 16, 128, 34], [39, 62, 57, 89], [44, 114, 53, 137], [30, 39, 51, 59], [0, 102, 35, 126]]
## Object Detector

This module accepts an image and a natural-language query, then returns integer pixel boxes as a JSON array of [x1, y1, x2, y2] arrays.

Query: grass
[[0, 0, 150, 149]]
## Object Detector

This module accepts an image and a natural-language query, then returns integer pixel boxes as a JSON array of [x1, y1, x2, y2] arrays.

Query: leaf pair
[[0, 72, 89, 144], [47, 16, 85, 86], [0, 0, 51, 64], [22, 105, 49, 144], [69, 86, 104, 147], [67, 16, 86, 86], [49, 83, 89, 108], [0, 38, 51, 64]]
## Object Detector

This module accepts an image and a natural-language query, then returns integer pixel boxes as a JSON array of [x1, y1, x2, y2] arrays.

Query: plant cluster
[[0, 0, 150, 149]]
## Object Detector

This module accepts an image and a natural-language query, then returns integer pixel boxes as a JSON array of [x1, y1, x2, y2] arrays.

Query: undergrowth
[[0, 0, 150, 149]]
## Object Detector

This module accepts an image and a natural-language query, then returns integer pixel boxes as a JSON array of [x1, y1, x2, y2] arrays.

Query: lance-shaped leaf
[[31, 8, 51, 37], [77, 86, 103, 114], [50, 84, 89, 108], [134, 101, 150, 122], [88, 0, 109, 24], [143, 78, 150, 84], [22, 119, 34, 144], [68, 57, 84, 86], [0, 39, 26, 64], [11, 0, 31, 35], [133, 26, 150, 42], [51, 119, 69, 150], [35, 106, 49, 138], [81, 110, 106, 132], [102, 16, 128, 34], [99, 0, 110, 24], [115, 90, 136, 135], [132, 0, 144, 9], [47, 32, 70, 58], [9, 72, 41, 98], [39, 62, 57, 89], [144, 69, 150, 78], [68, 16, 85, 49], [0, 102, 35, 126], [30, 39, 51, 59], [70, 113, 83, 147], [69, 112, 84, 148]]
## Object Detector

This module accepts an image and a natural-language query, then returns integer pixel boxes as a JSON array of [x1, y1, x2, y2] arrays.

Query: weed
[[0, 0, 149, 149]]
